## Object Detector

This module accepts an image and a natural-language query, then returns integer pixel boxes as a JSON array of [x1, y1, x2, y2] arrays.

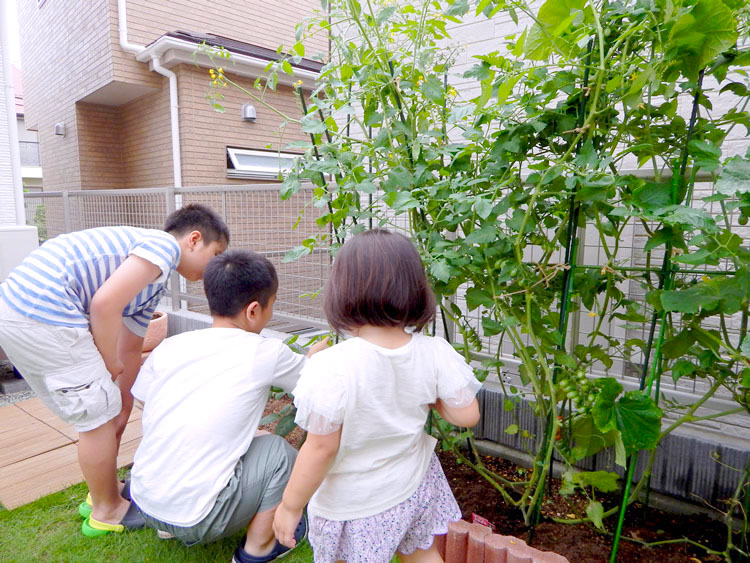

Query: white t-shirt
[[292, 333, 481, 521], [130, 327, 306, 526]]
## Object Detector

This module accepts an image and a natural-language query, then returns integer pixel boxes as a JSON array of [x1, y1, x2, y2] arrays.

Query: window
[[226, 148, 298, 180]]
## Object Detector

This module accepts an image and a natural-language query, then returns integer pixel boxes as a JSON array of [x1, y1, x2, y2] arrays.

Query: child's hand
[[306, 336, 330, 358], [272, 502, 302, 549]]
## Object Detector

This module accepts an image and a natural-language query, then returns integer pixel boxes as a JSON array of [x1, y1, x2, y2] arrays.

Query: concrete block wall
[[439, 521, 569, 563]]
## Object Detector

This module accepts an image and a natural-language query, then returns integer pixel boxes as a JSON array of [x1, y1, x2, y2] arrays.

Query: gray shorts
[[0, 299, 121, 433], [140, 434, 297, 546]]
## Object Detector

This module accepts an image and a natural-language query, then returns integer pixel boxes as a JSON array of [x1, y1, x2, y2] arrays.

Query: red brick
[[445, 520, 472, 562], [468, 522, 493, 562], [435, 533, 447, 558]]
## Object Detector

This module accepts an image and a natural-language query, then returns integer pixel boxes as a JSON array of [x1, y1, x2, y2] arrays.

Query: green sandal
[[81, 501, 144, 537], [78, 480, 131, 519]]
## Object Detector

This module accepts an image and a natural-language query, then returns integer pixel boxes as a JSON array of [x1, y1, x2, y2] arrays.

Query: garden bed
[[438, 450, 728, 562], [261, 397, 729, 561]]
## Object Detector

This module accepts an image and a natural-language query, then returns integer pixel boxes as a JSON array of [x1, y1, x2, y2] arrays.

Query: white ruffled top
[[292, 333, 481, 521]]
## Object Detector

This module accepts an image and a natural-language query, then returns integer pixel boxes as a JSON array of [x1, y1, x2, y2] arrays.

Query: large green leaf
[[615, 392, 662, 454], [523, 0, 587, 60], [688, 139, 721, 171], [420, 76, 445, 104], [632, 182, 672, 211], [571, 414, 618, 459], [593, 382, 662, 454], [592, 378, 623, 433], [716, 156, 750, 196], [662, 329, 695, 359], [661, 271, 750, 315], [659, 206, 717, 231], [465, 287, 494, 311], [587, 501, 605, 529], [666, 0, 738, 79], [430, 260, 452, 283]]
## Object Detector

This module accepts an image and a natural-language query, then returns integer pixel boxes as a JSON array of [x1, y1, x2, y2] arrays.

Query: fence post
[[164, 187, 181, 312], [62, 191, 72, 232]]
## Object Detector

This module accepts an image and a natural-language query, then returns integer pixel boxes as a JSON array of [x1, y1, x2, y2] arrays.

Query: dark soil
[[438, 450, 730, 562], [262, 396, 734, 562], [259, 395, 306, 449]]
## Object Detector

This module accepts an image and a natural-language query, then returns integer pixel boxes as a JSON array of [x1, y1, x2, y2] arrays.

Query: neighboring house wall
[[0, 25, 17, 225], [18, 0, 325, 192], [18, 0, 114, 191]]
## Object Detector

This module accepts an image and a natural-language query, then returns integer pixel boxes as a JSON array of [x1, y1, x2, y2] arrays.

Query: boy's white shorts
[[0, 298, 121, 432]]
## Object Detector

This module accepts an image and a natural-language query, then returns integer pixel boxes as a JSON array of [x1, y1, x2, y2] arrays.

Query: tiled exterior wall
[[19, 0, 327, 191], [17, 0, 114, 191], [76, 103, 125, 190], [120, 81, 173, 188], [177, 65, 309, 186], [106, 0, 328, 90], [73, 63, 309, 189]]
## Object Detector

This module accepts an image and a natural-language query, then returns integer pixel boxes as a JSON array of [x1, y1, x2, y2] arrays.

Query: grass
[[0, 473, 314, 562]]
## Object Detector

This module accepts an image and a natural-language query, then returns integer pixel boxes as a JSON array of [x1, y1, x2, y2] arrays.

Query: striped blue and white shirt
[[0, 226, 181, 338]]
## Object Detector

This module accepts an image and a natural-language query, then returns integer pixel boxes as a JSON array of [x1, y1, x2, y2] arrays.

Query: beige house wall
[[177, 64, 308, 186], [120, 82, 173, 188], [76, 103, 125, 190], [18, 0, 115, 191], [19, 0, 327, 192], [106, 0, 328, 90]]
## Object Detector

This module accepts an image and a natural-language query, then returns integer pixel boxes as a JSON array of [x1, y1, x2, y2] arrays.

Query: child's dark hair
[[324, 229, 435, 333], [203, 249, 278, 317], [164, 204, 230, 246]]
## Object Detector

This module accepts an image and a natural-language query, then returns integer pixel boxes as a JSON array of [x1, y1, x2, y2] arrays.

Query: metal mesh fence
[[24, 185, 330, 332], [23, 180, 749, 434]]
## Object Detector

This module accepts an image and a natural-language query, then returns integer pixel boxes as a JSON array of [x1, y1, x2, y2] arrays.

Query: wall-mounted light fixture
[[242, 103, 256, 122], [54, 122, 66, 136]]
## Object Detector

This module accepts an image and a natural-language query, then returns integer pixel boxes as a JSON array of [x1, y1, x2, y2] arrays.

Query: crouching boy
[[130, 249, 327, 562], [0, 204, 228, 536]]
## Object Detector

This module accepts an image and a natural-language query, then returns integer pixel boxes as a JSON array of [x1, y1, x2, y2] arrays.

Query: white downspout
[[151, 56, 182, 188], [117, 0, 182, 188], [117, 0, 143, 56], [0, 0, 25, 225]]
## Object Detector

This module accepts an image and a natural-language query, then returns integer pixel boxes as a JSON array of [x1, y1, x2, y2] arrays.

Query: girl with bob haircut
[[273, 229, 482, 563]]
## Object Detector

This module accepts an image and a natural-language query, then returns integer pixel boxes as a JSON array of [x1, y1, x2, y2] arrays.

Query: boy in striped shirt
[[0, 204, 229, 536]]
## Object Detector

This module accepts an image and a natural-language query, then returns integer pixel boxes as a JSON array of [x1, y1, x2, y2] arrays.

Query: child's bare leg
[[243, 504, 278, 556], [398, 537, 443, 563], [113, 328, 144, 443], [78, 418, 130, 523]]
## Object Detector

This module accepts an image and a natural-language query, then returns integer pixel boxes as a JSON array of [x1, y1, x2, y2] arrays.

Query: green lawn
[[0, 477, 313, 562]]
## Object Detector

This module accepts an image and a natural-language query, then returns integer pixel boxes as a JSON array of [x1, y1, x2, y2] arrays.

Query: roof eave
[[135, 36, 319, 88]]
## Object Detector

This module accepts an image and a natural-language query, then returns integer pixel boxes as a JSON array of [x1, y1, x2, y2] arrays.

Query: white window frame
[[226, 148, 298, 180]]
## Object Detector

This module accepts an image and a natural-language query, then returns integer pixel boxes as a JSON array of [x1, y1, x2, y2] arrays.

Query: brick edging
[[437, 520, 569, 562]]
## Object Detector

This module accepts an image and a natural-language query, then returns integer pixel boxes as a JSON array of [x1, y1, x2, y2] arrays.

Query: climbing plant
[[209, 0, 750, 558]]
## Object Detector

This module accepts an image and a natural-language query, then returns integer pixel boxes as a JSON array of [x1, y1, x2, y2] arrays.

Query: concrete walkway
[[0, 398, 141, 510]]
